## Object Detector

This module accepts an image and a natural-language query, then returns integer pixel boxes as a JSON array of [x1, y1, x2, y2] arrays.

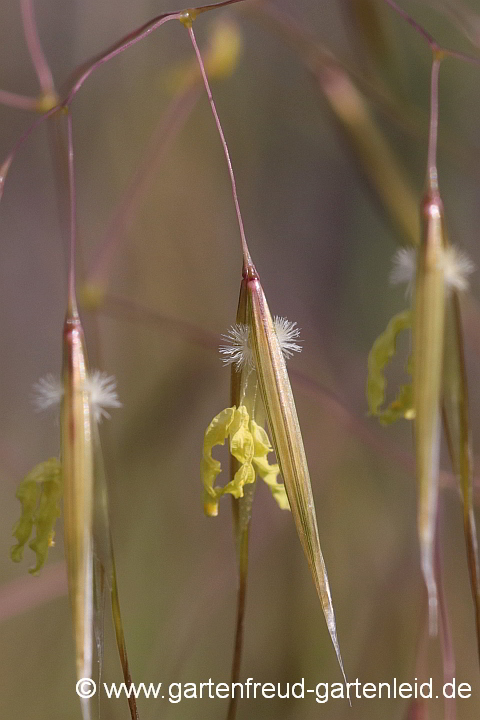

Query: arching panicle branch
[[383, 0, 480, 66], [186, 22, 254, 271], [66, 110, 78, 312], [61, 0, 247, 106], [427, 55, 442, 190]]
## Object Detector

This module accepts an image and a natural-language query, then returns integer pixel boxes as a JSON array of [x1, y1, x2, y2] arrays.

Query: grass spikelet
[[245, 265, 347, 683], [186, 11, 346, 691], [58, 301, 138, 720], [413, 186, 447, 635], [61, 301, 95, 715]]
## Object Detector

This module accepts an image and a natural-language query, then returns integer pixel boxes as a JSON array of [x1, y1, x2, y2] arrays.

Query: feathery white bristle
[[390, 245, 474, 295], [219, 317, 302, 371], [32, 374, 64, 411], [219, 324, 253, 371], [84, 371, 122, 421], [273, 316, 302, 358], [390, 248, 416, 295], [33, 370, 121, 422], [441, 246, 475, 292]]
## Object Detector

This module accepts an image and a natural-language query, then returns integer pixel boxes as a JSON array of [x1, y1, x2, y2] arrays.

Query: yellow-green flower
[[202, 404, 289, 516]]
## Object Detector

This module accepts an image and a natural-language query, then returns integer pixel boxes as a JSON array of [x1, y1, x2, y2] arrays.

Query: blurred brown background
[[1, 0, 480, 718]]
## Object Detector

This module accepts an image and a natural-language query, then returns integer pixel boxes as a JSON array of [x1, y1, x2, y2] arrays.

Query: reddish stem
[[66, 111, 78, 311], [62, 1, 247, 107], [1, 104, 60, 171], [62, 13, 180, 106], [187, 24, 253, 270], [383, 0, 437, 47], [382, 0, 480, 65], [427, 57, 441, 189]]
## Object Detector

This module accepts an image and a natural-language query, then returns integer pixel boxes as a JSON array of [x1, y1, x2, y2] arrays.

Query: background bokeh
[[1, 0, 480, 718]]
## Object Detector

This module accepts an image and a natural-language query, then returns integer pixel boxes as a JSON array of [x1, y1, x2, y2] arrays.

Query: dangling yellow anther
[[201, 405, 289, 517]]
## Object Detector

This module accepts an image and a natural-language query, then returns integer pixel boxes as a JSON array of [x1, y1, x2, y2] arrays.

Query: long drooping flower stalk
[[366, 4, 480, 672], [11, 111, 139, 720], [186, 14, 347, 713]]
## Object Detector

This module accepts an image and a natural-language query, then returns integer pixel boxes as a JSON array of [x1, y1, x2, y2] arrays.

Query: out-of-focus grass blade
[[413, 190, 446, 635], [343, 0, 391, 67], [442, 292, 480, 662], [61, 303, 94, 720], [320, 66, 419, 247], [246, 270, 346, 681], [250, 2, 420, 248], [255, 0, 479, 659], [92, 420, 139, 720]]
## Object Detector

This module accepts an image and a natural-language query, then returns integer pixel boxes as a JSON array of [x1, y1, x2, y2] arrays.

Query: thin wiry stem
[[62, 13, 180, 106], [66, 111, 77, 309], [2, 1, 248, 201], [427, 57, 441, 189], [383, 0, 437, 46], [192, 0, 248, 15], [435, 502, 456, 720], [433, 0, 480, 48], [227, 512, 248, 720], [187, 24, 253, 270], [0, 89, 37, 111], [0, 103, 60, 175], [382, 0, 480, 65], [20, 0, 56, 95], [62, 1, 247, 106]]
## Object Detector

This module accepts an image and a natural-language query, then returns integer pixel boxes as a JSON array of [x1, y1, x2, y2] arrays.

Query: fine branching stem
[[194, 0, 248, 14], [1, 104, 60, 169], [66, 111, 77, 309], [1, 2, 250, 190], [4, 0, 478, 202], [227, 514, 249, 720], [427, 57, 441, 189], [62, 2, 248, 106], [382, 0, 480, 66], [187, 24, 253, 270], [62, 13, 181, 106], [382, 0, 437, 46]]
